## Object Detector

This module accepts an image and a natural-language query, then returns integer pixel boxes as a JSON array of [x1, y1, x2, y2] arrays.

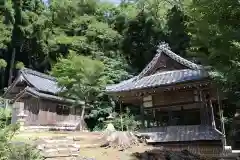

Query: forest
[[0, 0, 240, 131]]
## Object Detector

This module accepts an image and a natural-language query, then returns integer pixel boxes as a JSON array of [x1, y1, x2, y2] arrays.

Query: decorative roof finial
[[158, 42, 170, 51]]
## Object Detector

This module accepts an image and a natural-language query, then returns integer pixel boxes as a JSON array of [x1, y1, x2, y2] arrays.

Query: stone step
[[45, 157, 96, 160], [43, 153, 79, 158], [43, 139, 71, 143], [37, 144, 80, 150], [43, 147, 79, 153], [25, 126, 77, 132], [42, 148, 79, 158]]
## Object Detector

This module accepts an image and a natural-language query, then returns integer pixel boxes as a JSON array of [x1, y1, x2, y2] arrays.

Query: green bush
[[111, 108, 141, 131], [0, 108, 11, 128], [8, 144, 43, 160], [0, 108, 43, 160], [93, 123, 105, 131]]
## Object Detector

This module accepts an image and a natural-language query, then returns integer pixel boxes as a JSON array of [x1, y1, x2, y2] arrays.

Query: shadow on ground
[[131, 149, 217, 160]]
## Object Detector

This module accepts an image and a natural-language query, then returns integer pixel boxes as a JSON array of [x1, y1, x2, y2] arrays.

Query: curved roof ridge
[[20, 68, 57, 81], [158, 44, 203, 70], [106, 69, 208, 93], [147, 69, 196, 77], [137, 43, 203, 80], [137, 53, 162, 79]]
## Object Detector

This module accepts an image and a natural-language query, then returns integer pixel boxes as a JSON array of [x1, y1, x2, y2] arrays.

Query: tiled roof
[[12, 87, 76, 104], [106, 69, 208, 93], [138, 125, 222, 143], [20, 68, 61, 94], [4, 68, 75, 103], [25, 87, 76, 103], [106, 43, 208, 93], [137, 43, 203, 79]]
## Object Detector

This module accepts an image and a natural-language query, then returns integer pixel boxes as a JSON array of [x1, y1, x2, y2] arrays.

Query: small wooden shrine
[[4, 68, 85, 130], [106, 43, 224, 155]]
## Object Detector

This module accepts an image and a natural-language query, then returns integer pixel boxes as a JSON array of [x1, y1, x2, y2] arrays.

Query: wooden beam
[[140, 104, 145, 129], [142, 101, 200, 110]]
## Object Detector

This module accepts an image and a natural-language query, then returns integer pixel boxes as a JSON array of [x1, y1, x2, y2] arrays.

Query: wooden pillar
[[119, 102, 123, 131], [209, 99, 216, 128], [169, 110, 173, 125], [140, 104, 145, 128], [202, 91, 211, 125], [153, 109, 156, 127], [69, 106, 75, 120], [217, 88, 227, 147], [199, 89, 207, 125], [143, 95, 153, 128], [37, 100, 43, 125]]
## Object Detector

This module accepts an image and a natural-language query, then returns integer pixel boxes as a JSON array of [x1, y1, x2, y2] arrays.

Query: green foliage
[[7, 144, 43, 160], [122, 11, 165, 71], [166, 6, 190, 57], [0, 107, 43, 160], [0, 59, 7, 69], [15, 61, 24, 69], [51, 52, 105, 104], [49, 0, 132, 129], [0, 107, 11, 128], [0, 124, 19, 160], [0, 0, 238, 135], [187, 0, 240, 102], [93, 123, 105, 131], [0, 124, 43, 160], [111, 108, 141, 131]]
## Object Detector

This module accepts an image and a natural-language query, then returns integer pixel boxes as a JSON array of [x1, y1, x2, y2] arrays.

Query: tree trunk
[[80, 103, 86, 131], [8, 48, 16, 86], [1, 68, 4, 92], [81, 104, 85, 119]]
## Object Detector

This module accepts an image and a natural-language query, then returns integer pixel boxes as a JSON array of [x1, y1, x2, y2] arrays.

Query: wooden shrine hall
[[106, 43, 224, 155]]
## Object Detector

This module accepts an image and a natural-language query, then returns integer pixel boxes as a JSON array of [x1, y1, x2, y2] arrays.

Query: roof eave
[[106, 78, 211, 95], [10, 87, 83, 105], [3, 72, 26, 98]]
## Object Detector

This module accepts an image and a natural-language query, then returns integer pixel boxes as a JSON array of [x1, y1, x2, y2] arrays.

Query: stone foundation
[[153, 141, 223, 157]]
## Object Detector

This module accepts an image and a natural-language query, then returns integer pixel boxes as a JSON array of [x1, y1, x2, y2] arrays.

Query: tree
[[0, 0, 135, 130], [187, 0, 240, 101], [166, 5, 190, 57], [6, 0, 48, 85], [187, 0, 240, 138], [51, 52, 106, 129], [0, 59, 7, 93], [122, 11, 165, 71]]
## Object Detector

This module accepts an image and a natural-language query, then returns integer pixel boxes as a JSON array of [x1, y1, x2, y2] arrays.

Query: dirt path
[[14, 131, 152, 160]]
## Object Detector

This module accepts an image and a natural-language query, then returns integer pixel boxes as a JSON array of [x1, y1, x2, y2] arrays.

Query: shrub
[[111, 108, 141, 131], [8, 144, 43, 160], [0, 108, 11, 128], [0, 108, 43, 160]]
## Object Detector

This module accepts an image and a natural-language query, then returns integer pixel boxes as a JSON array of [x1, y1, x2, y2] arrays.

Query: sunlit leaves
[[187, 0, 240, 102], [51, 52, 105, 103]]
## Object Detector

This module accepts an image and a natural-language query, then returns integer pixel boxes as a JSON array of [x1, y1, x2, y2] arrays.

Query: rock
[[77, 157, 96, 160], [44, 149, 58, 153], [36, 144, 45, 150], [105, 123, 115, 132], [73, 136, 84, 141], [71, 144, 80, 149]]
